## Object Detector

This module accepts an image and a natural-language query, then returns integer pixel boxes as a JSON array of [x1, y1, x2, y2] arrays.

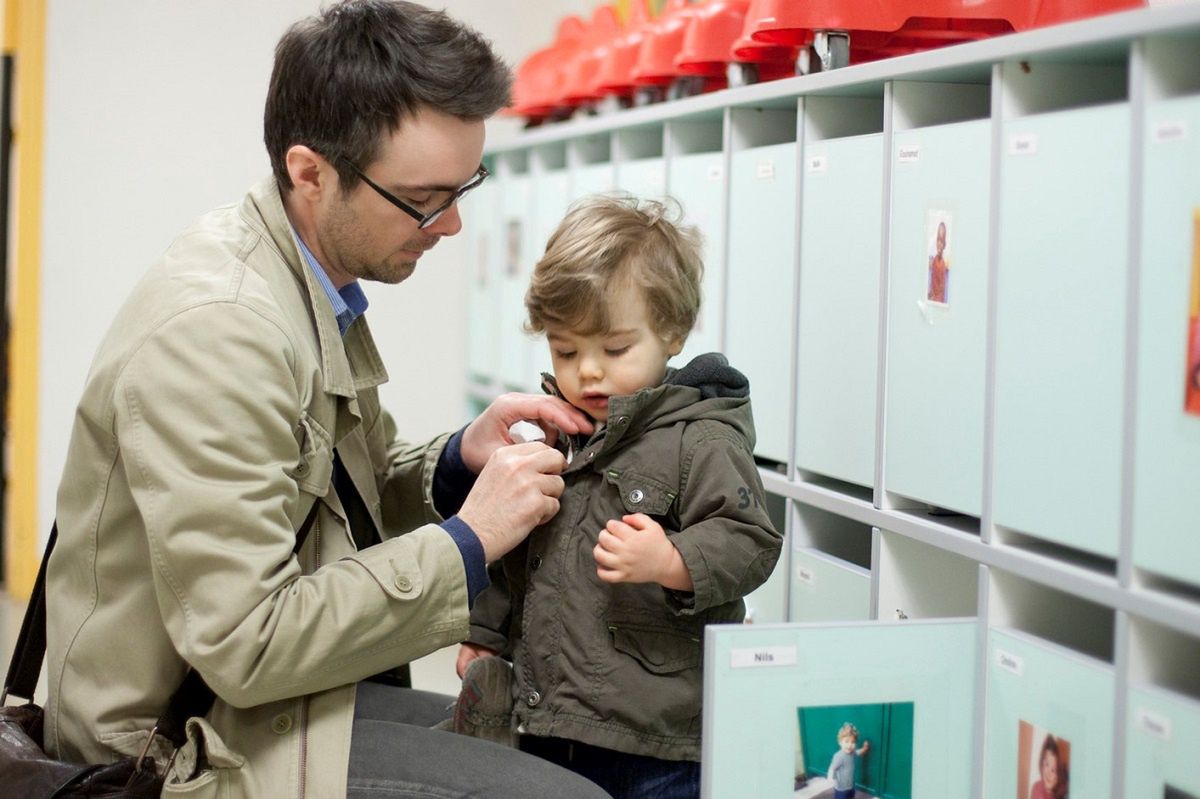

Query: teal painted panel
[[984, 628, 1115, 799], [464, 182, 499, 382], [796, 134, 883, 488], [498, 175, 533, 389], [885, 120, 990, 515], [525, 170, 572, 392], [727, 142, 797, 464], [789, 547, 872, 623], [704, 621, 976, 799], [571, 161, 615, 203], [993, 104, 1129, 556], [616, 156, 666, 202], [668, 151, 726, 364], [1133, 95, 1200, 587], [1125, 685, 1200, 797]]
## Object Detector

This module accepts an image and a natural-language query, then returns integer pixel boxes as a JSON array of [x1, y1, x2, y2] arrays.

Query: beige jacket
[[44, 178, 470, 798]]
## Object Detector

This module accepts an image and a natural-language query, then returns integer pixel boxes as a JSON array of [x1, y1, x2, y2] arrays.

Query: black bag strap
[[2, 495, 322, 750]]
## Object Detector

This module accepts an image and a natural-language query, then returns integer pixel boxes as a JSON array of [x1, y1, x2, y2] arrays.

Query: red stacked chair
[[747, 0, 1144, 68], [730, 0, 802, 83], [560, 5, 623, 110], [594, 0, 655, 105], [509, 16, 588, 124], [631, 0, 702, 99], [675, 0, 752, 93]]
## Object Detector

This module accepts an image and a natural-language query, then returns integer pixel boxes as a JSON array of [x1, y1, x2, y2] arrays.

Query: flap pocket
[[603, 469, 677, 517], [608, 622, 700, 674], [292, 411, 333, 496]]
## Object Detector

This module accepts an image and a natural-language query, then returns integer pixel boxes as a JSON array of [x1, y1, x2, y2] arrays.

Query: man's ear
[[285, 145, 331, 203]]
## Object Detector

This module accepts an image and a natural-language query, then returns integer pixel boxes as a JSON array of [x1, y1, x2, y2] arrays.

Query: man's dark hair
[[264, 0, 512, 194]]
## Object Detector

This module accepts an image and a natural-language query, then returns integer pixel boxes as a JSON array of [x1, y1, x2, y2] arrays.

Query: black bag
[[0, 525, 169, 797], [1, 505, 318, 798]]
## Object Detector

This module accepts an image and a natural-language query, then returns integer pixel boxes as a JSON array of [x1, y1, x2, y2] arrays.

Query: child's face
[[545, 282, 682, 422], [839, 736, 857, 753], [1040, 749, 1058, 789]]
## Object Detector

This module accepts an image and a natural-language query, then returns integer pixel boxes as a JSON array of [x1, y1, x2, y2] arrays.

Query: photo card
[[1018, 719, 1071, 799], [703, 619, 977, 799]]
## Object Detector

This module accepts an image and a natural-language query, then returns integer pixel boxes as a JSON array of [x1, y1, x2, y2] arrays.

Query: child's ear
[[667, 337, 685, 356]]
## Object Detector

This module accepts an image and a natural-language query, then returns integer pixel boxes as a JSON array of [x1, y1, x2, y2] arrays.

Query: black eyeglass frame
[[352, 163, 489, 229]]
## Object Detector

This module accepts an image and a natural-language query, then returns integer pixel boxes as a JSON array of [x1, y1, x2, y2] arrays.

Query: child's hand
[[593, 513, 693, 590], [859, 740, 870, 756], [455, 641, 499, 679]]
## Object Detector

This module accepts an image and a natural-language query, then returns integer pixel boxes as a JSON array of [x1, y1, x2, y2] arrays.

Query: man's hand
[[458, 442, 567, 562], [593, 513, 693, 591], [455, 642, 499, 679], [460, 393, 593, 473]]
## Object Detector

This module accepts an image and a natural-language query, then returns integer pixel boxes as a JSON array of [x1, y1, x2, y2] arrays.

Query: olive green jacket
[[468, 354, 782, 762], [44, 178, 470, 798]]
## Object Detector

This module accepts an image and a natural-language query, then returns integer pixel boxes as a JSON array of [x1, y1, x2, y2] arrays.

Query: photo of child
[[793, 702, 913, 799], [1017, 720, 1070, 799], [1185, 208, 1199, 416], [926, 209, 953, 305]]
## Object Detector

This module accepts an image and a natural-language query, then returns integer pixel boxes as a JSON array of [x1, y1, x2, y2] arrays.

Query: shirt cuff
[[440, 515, 489, 607], [432, 427, 477, 518]]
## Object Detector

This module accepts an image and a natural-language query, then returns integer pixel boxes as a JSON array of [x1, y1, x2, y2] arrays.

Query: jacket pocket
[[608, 621, 700, 674], [598, 619, 703, 738], [603, 469, 677, 517], [161, 717, 244, 797]]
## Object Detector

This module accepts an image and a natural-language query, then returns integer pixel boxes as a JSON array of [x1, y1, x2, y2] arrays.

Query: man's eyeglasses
[[352, 163, 489, 230]]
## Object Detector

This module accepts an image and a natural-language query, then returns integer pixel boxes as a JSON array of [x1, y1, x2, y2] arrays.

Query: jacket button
[[394, 575, 413, 592], [526, 690, 541, 707], [271, 714, 292, 734], [295, 462, 309, 475], [629, 489, 644, 504], [531, 556, 542, 571]]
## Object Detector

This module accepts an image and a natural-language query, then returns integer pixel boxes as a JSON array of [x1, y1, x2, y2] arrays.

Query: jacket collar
[[242, 178, 388, 399]]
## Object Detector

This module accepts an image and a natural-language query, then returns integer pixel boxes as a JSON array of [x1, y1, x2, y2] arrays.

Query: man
[[44, 2, 608, 797]]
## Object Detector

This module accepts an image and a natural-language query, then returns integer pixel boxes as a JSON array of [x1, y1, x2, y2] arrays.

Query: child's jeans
[[833, 789, 857, 799], [520, 735, 700, 799]]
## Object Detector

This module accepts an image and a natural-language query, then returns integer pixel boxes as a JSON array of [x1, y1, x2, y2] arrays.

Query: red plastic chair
[[631, 0, 700, 88], [730, 0, 801, 82], [560, 5, 623, 108], [676, 0, 751, 86], [594, 0, 654, 100], [747, 0, 1143, 64], [508, 16, 587, 122]]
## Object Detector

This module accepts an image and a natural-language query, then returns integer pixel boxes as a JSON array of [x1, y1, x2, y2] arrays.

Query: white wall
[[37, 0, 592, 540]]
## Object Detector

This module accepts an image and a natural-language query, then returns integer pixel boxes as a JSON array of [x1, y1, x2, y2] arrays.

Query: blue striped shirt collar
[[293, 230, 369, 336]]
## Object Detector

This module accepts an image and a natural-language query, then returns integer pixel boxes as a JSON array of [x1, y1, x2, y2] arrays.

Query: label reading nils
[[731, 646, 798, 668]]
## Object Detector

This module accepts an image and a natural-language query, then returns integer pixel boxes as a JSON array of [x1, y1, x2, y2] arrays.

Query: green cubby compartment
[[795, 94, 885, 489], [496, 151, 533, 391], [725, 106, 798, 466], [876, 529, 979, 621], [1125, 684, 1200, 798], [884, 82, 991, 518], [788, 502, 873, 623], [992, 56, 1131, 559], [614, 124, 665, 202], [702, 621, 977, 799], [568, 134, 615, 203], [666, 115, 726, 365], [742, 492, 790, 624], [1132, 35, 1200, 589], [464, 177, 500, 385], [984, 626, 1117, 799]]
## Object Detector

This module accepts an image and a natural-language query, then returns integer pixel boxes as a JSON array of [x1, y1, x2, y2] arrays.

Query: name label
[[808, 154, 828, 173], [1009, 133, 1038, 156], [755, 159, 776, 180], [1136, 708, 1172, 742], [731, 646, 798, 668], [1154, 121, 1187, 143], [897, 144, 921, 163], [995, 647, 1025, 676]]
